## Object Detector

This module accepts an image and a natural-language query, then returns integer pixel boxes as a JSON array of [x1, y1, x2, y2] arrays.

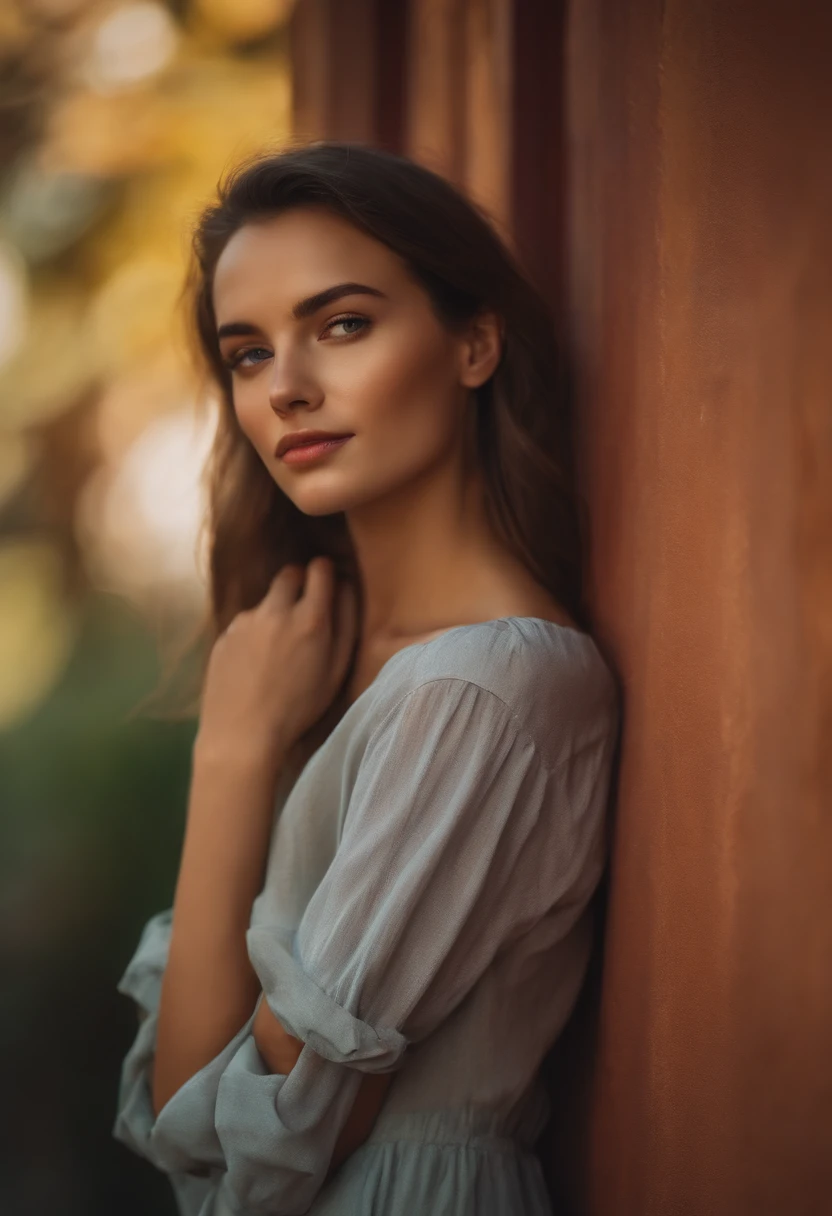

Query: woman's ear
[[458, 310, 504, 389]]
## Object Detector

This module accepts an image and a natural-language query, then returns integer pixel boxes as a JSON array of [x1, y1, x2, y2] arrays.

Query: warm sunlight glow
[[83, 3, 179, 94], [76, 402, 217, 610]]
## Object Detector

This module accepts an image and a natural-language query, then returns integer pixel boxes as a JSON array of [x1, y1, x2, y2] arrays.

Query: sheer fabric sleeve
[[114, 908, 173, 1157], [113, 910, 222, 1216], [114, 677, 612, 1216]]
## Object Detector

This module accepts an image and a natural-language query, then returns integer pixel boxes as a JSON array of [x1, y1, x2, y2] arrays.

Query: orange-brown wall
[[568, 1, 832, 1212], [291, 0, 518, 245], [289, 1, 832, 1212]]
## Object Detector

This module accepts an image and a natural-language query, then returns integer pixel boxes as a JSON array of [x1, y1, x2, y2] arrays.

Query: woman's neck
[[345, 462, 511, 645]]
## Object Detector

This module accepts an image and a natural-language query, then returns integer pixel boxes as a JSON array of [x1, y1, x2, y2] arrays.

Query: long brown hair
[[151, 141, 591, 738], [195, 140, 588, 617]]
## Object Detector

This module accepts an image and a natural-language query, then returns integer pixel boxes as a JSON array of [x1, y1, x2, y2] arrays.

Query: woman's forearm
[[252, 991, 394, 1179], [152, 743, 283, 1117]]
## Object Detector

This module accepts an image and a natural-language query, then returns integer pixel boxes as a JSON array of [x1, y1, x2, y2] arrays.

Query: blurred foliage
[[0, 592, 195, 1213], [0, 0, 294, 1210]]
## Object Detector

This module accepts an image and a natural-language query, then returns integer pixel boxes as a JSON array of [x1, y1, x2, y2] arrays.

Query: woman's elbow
[[252, 998, 304, 1074], [251, 997, 393, 1179]]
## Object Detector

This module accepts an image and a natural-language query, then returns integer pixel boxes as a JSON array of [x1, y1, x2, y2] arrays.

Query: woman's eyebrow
[[292, 281, 387, 320], [216, 282, 387, 341]]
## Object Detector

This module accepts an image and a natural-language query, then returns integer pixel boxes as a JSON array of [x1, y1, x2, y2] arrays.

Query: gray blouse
[[113, 616, 620, 1216]]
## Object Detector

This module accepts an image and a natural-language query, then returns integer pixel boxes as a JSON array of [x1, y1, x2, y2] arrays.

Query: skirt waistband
[[365, 1085, 551, 1152]]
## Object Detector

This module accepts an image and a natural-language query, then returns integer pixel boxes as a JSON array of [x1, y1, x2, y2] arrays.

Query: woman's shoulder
[[365, 616, 619, 768]]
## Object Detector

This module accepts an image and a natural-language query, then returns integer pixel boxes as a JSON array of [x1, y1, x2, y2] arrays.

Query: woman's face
[[212, 205, 499, 517]]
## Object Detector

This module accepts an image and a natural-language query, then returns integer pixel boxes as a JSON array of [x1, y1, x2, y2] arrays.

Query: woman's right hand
[[194, 556, 359, 771]]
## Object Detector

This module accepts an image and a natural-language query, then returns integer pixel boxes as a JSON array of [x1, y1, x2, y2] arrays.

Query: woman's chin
[[281, 471, 395, 518], [284, 485, 357, 518]]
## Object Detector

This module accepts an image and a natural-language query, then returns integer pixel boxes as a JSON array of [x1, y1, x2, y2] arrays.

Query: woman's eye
[[223, 317, 368, 371], [324, 315, 370, 338], [226, 347, 271, 371]]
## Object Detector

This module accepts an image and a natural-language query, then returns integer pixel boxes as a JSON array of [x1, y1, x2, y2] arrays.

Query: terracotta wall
[[292, 0, 525, 250], [291, 0, 408, 150], [289, 0, 832, 1212], [568, 2, 832, 1212]]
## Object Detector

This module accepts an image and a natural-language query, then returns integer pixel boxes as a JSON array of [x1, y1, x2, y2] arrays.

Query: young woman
[[113, 142, 620, 1216]]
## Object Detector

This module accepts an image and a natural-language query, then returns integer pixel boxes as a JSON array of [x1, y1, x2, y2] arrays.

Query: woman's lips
[[279, 435, 353, 465]]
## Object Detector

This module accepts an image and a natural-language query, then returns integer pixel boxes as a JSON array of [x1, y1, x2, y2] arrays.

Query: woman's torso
[[251, 616, 618, 1156]]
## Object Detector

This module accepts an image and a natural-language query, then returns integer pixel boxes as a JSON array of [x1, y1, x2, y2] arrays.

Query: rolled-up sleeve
[[114, 677, 612, 1215]]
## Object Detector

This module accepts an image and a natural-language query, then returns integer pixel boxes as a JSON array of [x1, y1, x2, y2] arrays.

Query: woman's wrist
[[192, 729, 290, 781]]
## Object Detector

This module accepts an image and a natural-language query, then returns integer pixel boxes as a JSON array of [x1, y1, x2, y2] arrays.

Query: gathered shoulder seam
[[363, 675, 611, 778]]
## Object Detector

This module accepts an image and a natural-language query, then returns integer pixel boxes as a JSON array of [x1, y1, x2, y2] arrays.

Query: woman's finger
[[263, 563, 306, 611], [297, 556, 335, 625]]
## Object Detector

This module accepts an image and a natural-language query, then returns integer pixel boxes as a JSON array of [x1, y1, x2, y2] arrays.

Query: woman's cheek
[[233, 388, 267, 450]]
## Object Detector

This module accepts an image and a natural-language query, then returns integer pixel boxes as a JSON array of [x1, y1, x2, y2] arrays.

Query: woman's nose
[[267, 351, 321, 417]]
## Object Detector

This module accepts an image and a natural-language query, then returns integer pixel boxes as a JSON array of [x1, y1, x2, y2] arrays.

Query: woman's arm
[[153, 739, 390, 1168], [152, 557, 357, 1117], [152, 744, 279, 1117], [149, 557, 387, 1180]]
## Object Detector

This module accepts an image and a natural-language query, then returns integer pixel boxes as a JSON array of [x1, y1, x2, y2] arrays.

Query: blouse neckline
[[346, 616, 597, 713]]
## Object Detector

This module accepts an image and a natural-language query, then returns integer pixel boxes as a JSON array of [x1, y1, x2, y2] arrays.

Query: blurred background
[[2, 0, 830, 1214], [0, 1, 291, 1211]]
